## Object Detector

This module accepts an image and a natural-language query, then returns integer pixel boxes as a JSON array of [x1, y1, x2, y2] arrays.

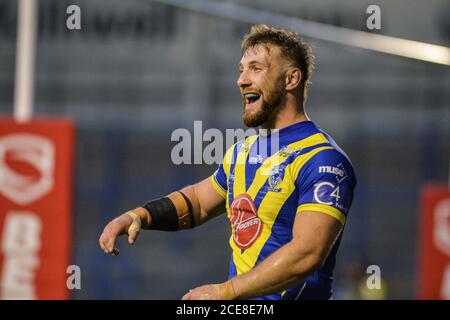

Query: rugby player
[[99, 24, 356, 300]]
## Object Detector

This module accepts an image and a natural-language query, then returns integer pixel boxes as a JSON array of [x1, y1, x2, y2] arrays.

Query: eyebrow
[[239, 60, 264, 69]]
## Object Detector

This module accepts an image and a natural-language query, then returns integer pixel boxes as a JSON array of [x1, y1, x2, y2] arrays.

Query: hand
[[182, 280, 237, 300], [98, 211, 142, 256]]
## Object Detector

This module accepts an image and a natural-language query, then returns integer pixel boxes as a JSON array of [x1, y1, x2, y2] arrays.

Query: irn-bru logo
[[230, 194, 263, 250]]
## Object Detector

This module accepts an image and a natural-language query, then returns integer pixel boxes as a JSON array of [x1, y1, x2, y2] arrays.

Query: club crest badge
[[268, 166, 284, 192]]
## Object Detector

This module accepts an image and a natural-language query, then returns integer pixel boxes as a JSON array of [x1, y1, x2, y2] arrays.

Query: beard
[[242, 78, 285, 128]]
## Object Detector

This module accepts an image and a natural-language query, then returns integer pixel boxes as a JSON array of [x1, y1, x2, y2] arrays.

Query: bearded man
[[99, 24, 356, 300]]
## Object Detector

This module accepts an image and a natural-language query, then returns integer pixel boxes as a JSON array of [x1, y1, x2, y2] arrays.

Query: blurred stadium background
[[0, 0, 449, 299]]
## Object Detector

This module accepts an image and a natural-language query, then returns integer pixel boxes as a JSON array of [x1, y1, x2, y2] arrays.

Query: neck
[[260, 95, 309, 131]]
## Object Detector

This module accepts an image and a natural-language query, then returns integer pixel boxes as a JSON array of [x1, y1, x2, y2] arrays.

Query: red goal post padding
[[0, 118, 74, 299], [419, 184, 450, 300]]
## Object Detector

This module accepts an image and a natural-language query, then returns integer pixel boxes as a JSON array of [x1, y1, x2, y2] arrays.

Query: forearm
[[230, 241, 322, 299], [130, 185, 202, 230], [183, 211, 342, 300], [100, 185, 203, 256]]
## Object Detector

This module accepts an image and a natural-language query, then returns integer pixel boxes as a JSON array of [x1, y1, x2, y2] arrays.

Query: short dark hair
[[241, 24, 315, 103]]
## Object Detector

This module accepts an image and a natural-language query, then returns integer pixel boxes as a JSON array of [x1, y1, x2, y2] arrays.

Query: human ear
[[285, 68, 302, 91]]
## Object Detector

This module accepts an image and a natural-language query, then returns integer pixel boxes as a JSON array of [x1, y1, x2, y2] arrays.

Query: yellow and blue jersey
[[210, 121, 356, 300]]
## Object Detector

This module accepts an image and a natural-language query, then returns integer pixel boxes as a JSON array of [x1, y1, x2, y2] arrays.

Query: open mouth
[[243, 92, 261, 106]]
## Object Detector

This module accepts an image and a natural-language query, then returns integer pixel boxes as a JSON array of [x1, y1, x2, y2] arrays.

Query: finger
[[99, 235, 109, 254], [127, 213, 141, 245], [99, 227, 115, 252], [101, 236, 119, 256], [100, 244, 109, 254], [128, 229, 139, 245], [105, 233, 118, 253], [99, 242, 107, 254]]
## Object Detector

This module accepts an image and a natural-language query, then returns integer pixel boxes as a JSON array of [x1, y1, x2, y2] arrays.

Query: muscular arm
[[177, 177, 227, 226], [99, 177, 225, 255], [182, 210, 343, 300], [231, 211, 342, 298]]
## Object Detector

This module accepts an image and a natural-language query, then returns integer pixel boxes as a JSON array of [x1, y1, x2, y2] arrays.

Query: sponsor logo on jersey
[[248, 154, 263, 164], [279, 146, 298, 158], [318, 163, 348, 183], [228, 173, 234, 185], [230, 194, 263, 250]]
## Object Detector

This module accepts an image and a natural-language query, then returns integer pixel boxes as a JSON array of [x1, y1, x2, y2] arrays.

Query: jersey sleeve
[[210, 143, 236, 199], [295, 148, 356, 225]]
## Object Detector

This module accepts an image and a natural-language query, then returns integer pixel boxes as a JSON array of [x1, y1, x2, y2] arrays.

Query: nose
[[237, 70, 251, 89]]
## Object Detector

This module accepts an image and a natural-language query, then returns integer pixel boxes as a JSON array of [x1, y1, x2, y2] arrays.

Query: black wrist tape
[[177, 191, 196, 228], [143, 197, 179, 231]]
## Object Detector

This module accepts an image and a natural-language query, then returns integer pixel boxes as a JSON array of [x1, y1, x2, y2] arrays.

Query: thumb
[[128, 228, 140, 244], [127, 212, 141, 245]]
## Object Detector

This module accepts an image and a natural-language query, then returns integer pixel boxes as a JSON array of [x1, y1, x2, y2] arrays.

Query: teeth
[[244, 93, 260, 99]]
